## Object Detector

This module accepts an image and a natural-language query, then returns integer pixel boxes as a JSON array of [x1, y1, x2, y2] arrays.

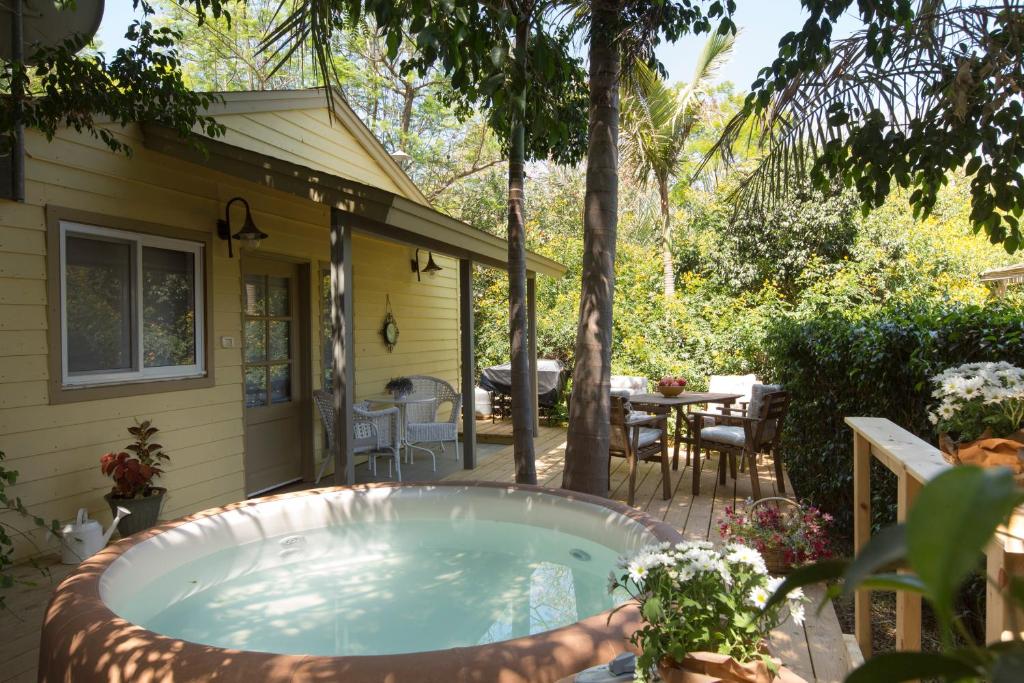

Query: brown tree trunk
[[508, 11, 537, 484], [660, 179, 674, 298], [562, 0, 620, 496]]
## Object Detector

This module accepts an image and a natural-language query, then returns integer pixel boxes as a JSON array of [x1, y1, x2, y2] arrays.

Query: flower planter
[[939, 430, 1024, 474], [658, 652, 807, 683], [105, 488, 165, 537]]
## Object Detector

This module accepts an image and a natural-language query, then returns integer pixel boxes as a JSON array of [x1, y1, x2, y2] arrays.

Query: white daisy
[[748, 586, 769, 609]]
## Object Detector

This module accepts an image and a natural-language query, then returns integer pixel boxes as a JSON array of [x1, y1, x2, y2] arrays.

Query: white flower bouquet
[[929, 362, 1024, 442], [608, 541, 807, 683]]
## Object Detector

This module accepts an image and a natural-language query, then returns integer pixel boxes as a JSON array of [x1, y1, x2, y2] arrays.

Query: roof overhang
[[141, 124, 566, 278]]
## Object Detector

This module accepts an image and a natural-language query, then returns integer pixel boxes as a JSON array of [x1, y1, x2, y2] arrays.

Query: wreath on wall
[[380, 295, 399, 352]]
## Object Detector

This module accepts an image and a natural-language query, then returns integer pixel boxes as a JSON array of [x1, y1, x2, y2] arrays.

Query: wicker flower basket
[[749, 497, 802, 575]]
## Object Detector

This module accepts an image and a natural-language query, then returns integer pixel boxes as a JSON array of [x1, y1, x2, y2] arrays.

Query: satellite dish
[[0, 0, 105, 64]]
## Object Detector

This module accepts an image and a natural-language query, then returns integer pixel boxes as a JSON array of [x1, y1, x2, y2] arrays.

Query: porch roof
[[141, 124, 566, 278]]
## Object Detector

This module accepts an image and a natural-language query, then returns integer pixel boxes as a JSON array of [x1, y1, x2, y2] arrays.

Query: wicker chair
[[312, 390, 401, 483], [610, 396, 671, 506], [689, 386, 789, 500], [404, 375, 462, 469]]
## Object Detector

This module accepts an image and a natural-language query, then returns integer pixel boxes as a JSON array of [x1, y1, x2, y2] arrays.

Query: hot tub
[[39, 481, 681, 682]]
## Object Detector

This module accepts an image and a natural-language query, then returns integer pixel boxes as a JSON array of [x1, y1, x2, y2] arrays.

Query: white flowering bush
[[929, 362, 1024, 442], [608, 541, 807, 681]]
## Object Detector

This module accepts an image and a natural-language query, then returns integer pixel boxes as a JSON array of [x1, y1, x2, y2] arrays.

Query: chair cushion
[[707, 374, 757, 415], [635, 427, 662, 449], [699, 425, 745, 447], [748, 383, 782, 442]]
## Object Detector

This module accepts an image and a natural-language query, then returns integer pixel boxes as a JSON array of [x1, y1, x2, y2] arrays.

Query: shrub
[[765, 298, 1024, 549]]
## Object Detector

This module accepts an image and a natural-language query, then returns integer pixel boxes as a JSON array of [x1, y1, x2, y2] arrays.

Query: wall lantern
[[217, 197, 268, 258], [411, 248, 443, 281]]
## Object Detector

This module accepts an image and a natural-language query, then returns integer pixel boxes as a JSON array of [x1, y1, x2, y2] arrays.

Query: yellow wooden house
[[0, 88, 562, 559]]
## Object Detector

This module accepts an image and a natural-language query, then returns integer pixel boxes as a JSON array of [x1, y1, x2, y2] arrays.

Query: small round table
[[368, 394, 437, 468]]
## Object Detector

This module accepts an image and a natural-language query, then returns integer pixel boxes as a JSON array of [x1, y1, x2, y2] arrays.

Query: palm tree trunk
[[660, 180, 674, 298], [508, 11, 537, 485], [562, 0, 619, 496]]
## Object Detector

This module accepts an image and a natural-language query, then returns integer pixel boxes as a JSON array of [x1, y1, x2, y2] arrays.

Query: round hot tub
[[40, 482, 681, 682]]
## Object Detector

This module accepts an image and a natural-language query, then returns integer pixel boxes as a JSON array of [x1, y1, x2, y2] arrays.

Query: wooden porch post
[[330, 208, 355, 485], [528, 272, 538, 436], [460, 258, 477, 469]]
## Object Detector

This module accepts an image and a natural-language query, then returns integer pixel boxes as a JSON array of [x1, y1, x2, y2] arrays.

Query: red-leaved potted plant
[[100, 420, 169, 536], [719, 498, 832, 574]]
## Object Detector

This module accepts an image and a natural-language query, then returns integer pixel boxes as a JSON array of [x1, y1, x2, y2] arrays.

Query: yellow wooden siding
[[212, 108, 408, 198], [0, 123, 461, 561]]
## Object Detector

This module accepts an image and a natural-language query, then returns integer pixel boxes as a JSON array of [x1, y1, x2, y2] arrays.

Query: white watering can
[[60, 507, 130, 564]]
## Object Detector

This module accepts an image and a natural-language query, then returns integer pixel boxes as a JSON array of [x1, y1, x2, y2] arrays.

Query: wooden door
[[242, 257, 304, 495]]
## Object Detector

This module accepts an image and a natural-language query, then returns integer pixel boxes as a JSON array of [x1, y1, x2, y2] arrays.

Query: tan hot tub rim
[[39, 480, 683, 683]]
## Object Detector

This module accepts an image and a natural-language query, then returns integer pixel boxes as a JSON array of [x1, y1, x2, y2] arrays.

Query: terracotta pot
[[105, 488, 165, 537], [658, 652, 807, 683]]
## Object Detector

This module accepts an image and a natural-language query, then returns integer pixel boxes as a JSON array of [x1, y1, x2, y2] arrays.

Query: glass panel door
[[243, 273, 294, 408]]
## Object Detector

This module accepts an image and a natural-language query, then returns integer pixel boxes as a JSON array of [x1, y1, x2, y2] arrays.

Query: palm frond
[[706, 1, 1023, 221]]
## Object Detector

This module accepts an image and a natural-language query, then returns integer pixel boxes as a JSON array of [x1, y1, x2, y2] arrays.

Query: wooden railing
[[847, 416, 1024, 657]]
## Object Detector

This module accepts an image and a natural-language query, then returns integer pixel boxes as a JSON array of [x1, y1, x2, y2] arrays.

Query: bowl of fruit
[[656, 376, 687, 397]]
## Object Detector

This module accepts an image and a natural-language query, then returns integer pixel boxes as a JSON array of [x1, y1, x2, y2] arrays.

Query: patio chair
[[609, 395, 672, 506], [404, 375, 462, 469], [312, 390, 402, 483], [704, 374, 757, 424], [689, 385, 789, 500]]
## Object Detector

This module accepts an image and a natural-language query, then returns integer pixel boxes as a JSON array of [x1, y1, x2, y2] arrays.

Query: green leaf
[[857, 572, 926, 594], [846, 652, 978, 683], [841, 523, 907, 597], [907, 467, 1024, 625], [989, 641, 1024, 682]]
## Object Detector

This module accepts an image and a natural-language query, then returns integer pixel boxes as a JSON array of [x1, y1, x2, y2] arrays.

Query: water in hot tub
[[117, 518, 629, 656]]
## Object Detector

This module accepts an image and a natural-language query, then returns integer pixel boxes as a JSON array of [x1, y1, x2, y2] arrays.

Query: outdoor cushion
[[699, 425, 746, 448], [707, 374, 757, 416], [610, 375, 649, 396], [634, 427, 662, 449], [749, 383, 782, 443], [748, 383, 782, 419]]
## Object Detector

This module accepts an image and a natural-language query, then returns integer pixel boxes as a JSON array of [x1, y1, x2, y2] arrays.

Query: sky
[[96, 2, 860, 91]]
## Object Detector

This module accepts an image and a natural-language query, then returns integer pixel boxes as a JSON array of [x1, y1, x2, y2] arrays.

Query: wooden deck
[[1, 425, 852, 683], [444, 425, 853, 683]]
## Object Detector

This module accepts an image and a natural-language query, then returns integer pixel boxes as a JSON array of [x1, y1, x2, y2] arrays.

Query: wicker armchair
[[312, 390, 401, 483], [404, 375, 462, 469]]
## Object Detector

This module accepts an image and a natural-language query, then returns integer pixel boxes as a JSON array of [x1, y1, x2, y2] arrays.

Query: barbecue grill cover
[[479, 359, 567, 407]]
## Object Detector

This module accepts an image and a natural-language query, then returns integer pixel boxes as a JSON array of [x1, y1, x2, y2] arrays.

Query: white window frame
[[59, 220, 206, 387]]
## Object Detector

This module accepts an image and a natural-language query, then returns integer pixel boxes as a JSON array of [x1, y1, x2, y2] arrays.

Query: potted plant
[[385, 377, 414, 399], [608, 541, 808, 683], [718, 498, 832, 574], [929, 361, 1024, 473], [100, 420, 169, 536]]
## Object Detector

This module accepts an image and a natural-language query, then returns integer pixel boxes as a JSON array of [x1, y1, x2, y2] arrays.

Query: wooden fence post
[[896, 473, 922, 651], [853, 431, 873, 658]]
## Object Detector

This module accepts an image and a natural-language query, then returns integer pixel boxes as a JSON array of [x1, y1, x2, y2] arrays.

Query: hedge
[[766, 299, 1024, 549]]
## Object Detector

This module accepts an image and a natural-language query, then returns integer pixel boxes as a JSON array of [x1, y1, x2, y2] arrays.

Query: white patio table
[[368, 394, 438, 467]]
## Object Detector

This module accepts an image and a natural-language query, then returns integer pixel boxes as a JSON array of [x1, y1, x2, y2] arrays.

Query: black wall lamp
[[217, 197, 268, 258], [411, 248, 443, 281]]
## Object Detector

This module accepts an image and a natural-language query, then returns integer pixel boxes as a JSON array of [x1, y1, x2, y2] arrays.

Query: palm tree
[[561, 0, 621, 497], [561, 1, 736, 498], [620, 32, 734, 298]]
